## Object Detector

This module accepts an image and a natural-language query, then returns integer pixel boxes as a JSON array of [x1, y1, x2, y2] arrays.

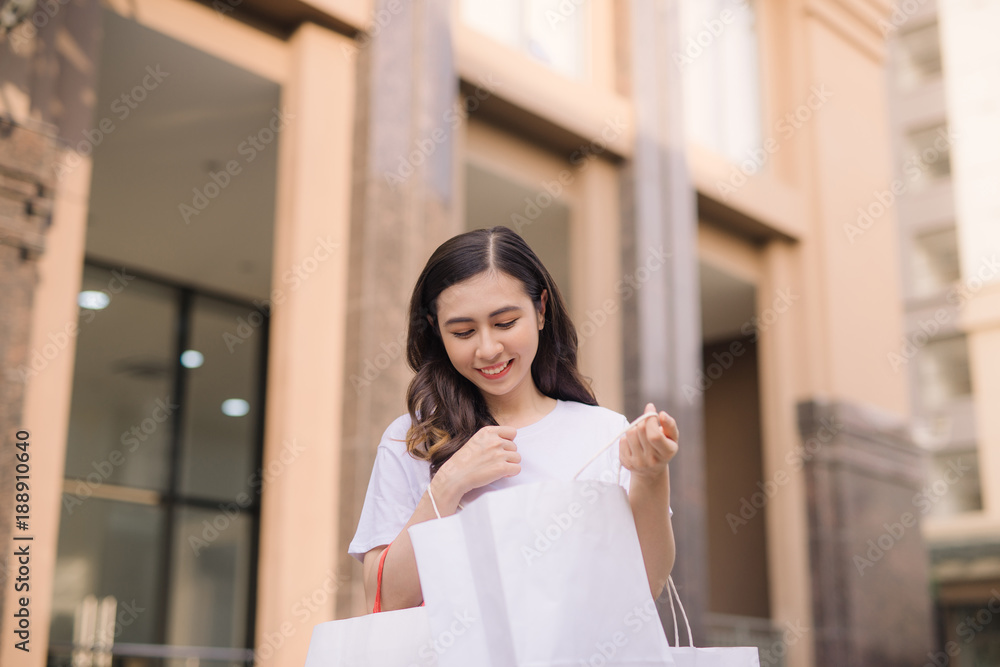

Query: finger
[[619, 434, 633, 463], [625, 422, 646, 457], [501, 439, 518, 451], [508, 450, 522, 464], [659, 411, 679, 441], [494, 425, 517, 440], [644, 410, 663, 443]]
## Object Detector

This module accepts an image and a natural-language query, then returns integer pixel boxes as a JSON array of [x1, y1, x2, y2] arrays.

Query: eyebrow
[[443, 305, 522, 326]]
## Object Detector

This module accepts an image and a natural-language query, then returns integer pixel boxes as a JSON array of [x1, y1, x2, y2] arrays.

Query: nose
[[476, 330, 503, 361]]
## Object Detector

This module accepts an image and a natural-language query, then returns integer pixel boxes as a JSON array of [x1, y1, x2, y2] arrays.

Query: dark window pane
[[178, 296, 263, 502], [50, 498, 164, 646], [465, 163, 572, 306], [65, 267, 177, 492], [167, 506, 254, 648]]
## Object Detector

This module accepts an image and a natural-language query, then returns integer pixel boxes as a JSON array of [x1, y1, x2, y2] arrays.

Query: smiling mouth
[[476, 359, 513, 378]]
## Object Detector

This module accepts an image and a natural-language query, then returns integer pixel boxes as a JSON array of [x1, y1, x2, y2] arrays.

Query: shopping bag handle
[[665, 576, 694, 648], [571, 411, 660, 481], [426, 411, 660, 516]]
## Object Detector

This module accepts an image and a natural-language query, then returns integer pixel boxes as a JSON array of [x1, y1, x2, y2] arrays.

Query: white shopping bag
[[409, 478, 676, 667], [665, 578, 760, 667], [304, 606, 437, 667]]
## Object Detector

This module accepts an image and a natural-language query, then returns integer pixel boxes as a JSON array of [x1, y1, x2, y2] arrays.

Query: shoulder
[[381, 412, 414, 442], [372, 412, 419, 461], [558, 400, 629, 428]]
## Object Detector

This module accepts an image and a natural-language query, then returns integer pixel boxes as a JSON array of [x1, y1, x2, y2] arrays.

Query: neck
[[485, 383, 556, 428]]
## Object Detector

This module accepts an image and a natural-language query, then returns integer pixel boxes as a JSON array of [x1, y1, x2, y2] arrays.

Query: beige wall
[[802, 9, 909, 418]]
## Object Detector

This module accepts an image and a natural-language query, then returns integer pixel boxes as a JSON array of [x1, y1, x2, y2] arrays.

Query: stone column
[[799, 399, 932, 666], [336, 0, 459, 617], [623, 0, 709, 642], [0, 3, 102, 666], [0, 117, 57, 660]]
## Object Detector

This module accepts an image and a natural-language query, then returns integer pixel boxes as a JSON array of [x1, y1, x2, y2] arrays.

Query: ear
[[426, 314, 438, 335], [538, 289, 548, 330]]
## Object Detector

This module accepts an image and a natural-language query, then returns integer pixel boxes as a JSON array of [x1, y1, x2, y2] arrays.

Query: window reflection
[[178, 296, 263, 502], [50, 498, 165, 647], [917, 334, 972, 410], [167, 507, 253, 649], [460, 0, 590, 79], [912, 226, 961, 298], [679, 0, 764, 164], [465, 162, 573, 306], [894, 21, 943, 91], [64, 266, 176, 492]]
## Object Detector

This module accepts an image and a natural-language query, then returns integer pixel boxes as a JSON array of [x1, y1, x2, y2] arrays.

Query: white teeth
[[480, 360, 510, 375]]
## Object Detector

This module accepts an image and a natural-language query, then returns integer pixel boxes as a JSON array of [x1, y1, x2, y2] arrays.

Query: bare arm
[[620, 404, 679, 599], [362, 425, 521, 612], [362, 476, 464, 611], [629, 468, 675, 598]]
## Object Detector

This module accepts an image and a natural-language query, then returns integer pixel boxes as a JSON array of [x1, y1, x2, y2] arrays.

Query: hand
[[619, 403, 678, 480], [434, 425, 521, 500]]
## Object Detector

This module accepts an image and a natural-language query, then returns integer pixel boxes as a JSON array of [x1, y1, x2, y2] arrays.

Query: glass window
[[927, 449, 982, 516], [460, 0, 590, 79], [680, 0, 763, 164], [50, 499, 165, 646], [166, 507, 254, 648], [904, 123, 952, 190], [64, 266, 176, 492], [465, 162, 572, 306], [178, 296, 263, 502], [893, 21, 942, 91], [53, 264, 266, 664], [916, 335, 972, 410], [912, 226, 961, 298], [942, 600, 1000, 660]]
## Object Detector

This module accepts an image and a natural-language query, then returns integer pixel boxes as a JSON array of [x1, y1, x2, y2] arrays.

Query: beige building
[[886, 0, 1000, 660], [0, 1, 940, 666]]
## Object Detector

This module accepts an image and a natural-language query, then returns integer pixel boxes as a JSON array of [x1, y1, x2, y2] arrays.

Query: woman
[[348, 226, 678, 612]]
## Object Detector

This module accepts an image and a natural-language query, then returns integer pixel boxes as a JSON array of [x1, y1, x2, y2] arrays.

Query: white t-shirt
[[348, 399, 641, 562]]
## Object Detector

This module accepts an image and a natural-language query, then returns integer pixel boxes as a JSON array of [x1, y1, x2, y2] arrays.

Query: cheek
[[518, 327, 541, 357], [441, 337, 471, 368]]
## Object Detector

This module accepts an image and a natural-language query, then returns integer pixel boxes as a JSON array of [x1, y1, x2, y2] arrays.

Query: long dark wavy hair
[[405, 226, 596, 476]]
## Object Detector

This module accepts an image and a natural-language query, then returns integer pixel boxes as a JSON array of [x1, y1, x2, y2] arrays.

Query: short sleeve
[[348, 418, 426, 561]]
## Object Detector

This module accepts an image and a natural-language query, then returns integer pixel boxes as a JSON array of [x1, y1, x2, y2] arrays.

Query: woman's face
[[433, 271, 547, 403]]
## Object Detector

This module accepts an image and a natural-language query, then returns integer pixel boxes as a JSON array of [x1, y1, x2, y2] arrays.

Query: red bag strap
[[373, 544, 391, 613]]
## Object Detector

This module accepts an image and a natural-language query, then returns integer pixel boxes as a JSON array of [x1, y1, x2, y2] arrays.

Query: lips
[[476, 359, 513, 379]]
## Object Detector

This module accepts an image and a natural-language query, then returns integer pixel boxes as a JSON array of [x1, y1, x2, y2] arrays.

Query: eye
[[496, 319, 518, 329], [451, 329, 474, 339]]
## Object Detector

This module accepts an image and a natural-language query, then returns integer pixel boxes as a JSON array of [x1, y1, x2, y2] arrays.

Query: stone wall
[[0, 116, 57, 631], [800, 399, 932, 666]]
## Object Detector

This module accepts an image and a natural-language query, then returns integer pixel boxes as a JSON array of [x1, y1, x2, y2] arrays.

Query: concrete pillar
[[623, 0, 709, 641], [254, 22, 357, 667], [0, 118, 59, 666], [0, 2, 102, 665], [336, 0, 458, 618]]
